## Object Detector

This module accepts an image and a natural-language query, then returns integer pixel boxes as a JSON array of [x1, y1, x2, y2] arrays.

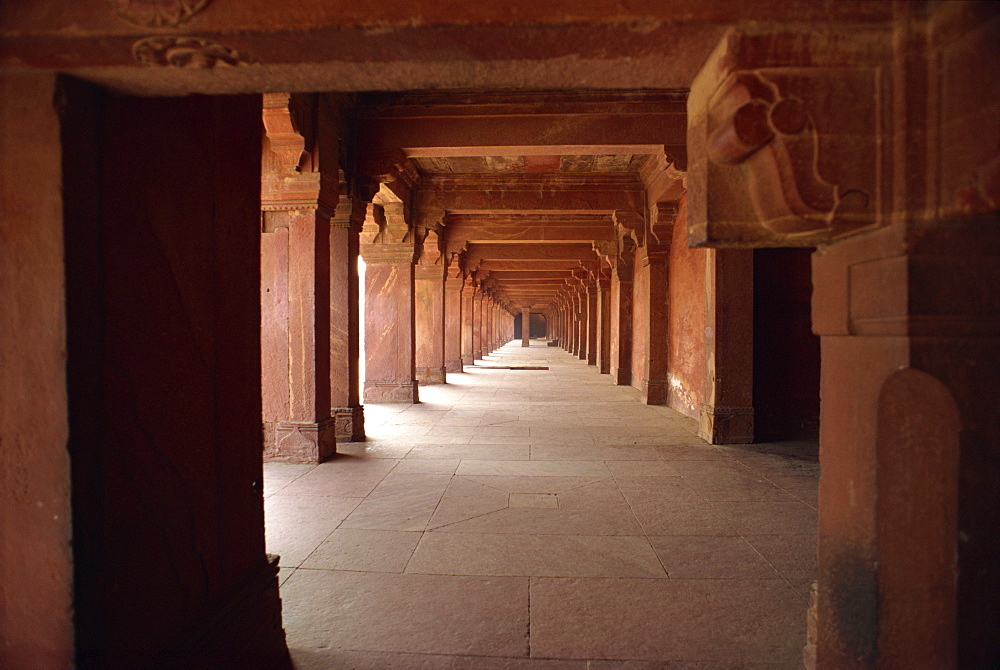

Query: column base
[[698, 404, 754, 444], [332, 405, 365, 442], [364, 380, 419, 403], [460, 354, 474, 366], [473, 350, 483, 360], [416, 366, 447, 385], [610, 366, 631, 386], [264, 418, 337, 463], [445, 358, 463, 373], [641, 378, 667, 405]]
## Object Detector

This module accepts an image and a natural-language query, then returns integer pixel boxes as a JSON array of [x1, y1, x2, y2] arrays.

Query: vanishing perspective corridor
[[265, 341, 818, 668]]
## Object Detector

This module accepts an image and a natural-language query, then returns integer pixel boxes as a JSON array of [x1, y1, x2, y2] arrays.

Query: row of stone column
[[258, 98, 516, 464]]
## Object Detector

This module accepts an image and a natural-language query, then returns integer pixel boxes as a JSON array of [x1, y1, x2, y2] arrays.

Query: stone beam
[[445, 215, 615, 243], [465, 243, 598, 265], [417, 176, 644, 213]]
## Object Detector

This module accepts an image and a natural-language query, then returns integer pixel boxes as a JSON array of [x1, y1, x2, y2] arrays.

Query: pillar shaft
[[261, 94, 335, 462], [521, 306, 531, 346], [473, 291, 484, 360], [640, 253, 670, 404], [330, 196, 364, 441], [361, 195, 418, 404], [596, 277, 612, 374], [461, 278, 475, 366], [444, 270, 464, 372], [698, 249, 753, 443], [414, 232, 447, 385], [586, 281, 598, 365], [362, 256, 418, 402], [610, 265, 633, 385]]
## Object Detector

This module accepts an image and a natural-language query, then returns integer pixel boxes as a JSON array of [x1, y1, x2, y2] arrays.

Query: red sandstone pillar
[[639, 250, 671, 405], [472, 288, 484, 360], [484, 296, 494, 354], [444, 256, 464, 373], [461, 276, 475, 366], [609, 253, 634, 385], [521, 306, 531, 346], [698, 249, 753, 443], [596, 273, 612, 374], [575, 287, 587, 360], [585, 277, 598, 366], [330, 193, 365, 441], [261, 93, 335, 462], [360, 192, 419, 403], [414, 229, 447, 385]]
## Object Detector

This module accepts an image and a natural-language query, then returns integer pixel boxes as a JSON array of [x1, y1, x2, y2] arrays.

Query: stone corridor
[[265, 340, 818, 668]]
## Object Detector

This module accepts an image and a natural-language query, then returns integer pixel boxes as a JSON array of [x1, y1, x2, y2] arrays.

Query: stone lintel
[[332, 405, 365, 442], [364, 380, 419, 403], [698, 404, 754, 445], [264, 418, 337, 463], [360, 244, 417, 265]]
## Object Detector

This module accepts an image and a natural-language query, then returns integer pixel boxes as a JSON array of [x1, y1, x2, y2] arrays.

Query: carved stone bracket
[[688, 29, 883, 247]]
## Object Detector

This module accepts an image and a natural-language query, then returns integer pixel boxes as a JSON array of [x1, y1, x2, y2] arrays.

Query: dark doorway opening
[[752, 248, 821, 443]]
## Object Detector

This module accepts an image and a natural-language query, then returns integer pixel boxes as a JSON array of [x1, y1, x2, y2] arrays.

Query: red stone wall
[[667, 198, 707, 418], [630, 245, 649, 390], [0, 73, 74, 670]]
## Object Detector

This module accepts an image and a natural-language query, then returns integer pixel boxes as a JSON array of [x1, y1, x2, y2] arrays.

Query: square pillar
[[640, 252, 671, 405], [596, 274, 612, 374], [330, 195, 365, 442], [361, 196, 419, 404], [261, 94, 335, 463], [414, 231, 447, 385], [472, 289, 484, 360], [585, 279, 598, 366], [461, 277, 475, 366], [444, 264, 464, 372], [521, 306, 531, 346], [698, 249, 754, 443], [609, 261, 633, 385]]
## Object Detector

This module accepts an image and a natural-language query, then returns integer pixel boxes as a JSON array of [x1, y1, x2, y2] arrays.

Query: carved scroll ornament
[[133, 36, 255, 68], [108, 0, 209, 27], [706, 71, 869, 237]]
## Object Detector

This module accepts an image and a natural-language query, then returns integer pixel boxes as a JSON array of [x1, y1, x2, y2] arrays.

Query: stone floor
[[265, 341, 819, 669]]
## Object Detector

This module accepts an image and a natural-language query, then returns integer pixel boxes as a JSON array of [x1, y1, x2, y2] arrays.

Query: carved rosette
[[133, 35, 255, 68], [107, 0, 209, 27]]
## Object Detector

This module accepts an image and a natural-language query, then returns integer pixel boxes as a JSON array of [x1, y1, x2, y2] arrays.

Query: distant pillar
[[609, 243, 634, 385], [585, 277, 598, 366], [444, 258, 464, 372], [522, 306, 531, 347], [461, 276, 475, 366], [596, 273, 612, 374], [473, 289, 484, 360]]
